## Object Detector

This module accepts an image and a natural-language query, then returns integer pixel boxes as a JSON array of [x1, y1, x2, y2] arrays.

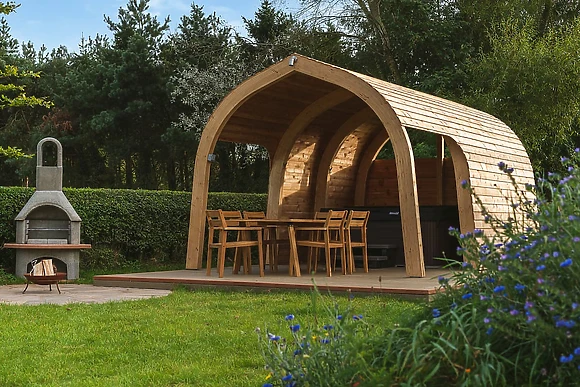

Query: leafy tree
[[0, 1, 52, 184], [463, 20, 580, 174]]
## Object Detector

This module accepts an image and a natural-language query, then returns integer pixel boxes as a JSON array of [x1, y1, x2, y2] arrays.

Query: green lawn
[[0, 288, 422, 386]]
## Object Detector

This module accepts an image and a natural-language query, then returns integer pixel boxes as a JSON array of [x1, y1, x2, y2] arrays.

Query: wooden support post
[[435, 134, 445, 206]]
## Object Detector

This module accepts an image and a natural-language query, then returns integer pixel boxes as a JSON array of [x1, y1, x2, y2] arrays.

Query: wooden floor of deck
[[93, 266, 449, 299]]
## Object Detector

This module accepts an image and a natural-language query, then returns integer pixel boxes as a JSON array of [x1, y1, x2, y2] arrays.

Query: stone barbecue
[[5, 137, 90, 279]]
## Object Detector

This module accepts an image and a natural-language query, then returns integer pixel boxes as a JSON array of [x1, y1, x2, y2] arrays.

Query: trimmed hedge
[[0, 187, 266, 271]]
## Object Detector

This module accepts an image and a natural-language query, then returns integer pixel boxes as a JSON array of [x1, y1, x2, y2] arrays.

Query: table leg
[[287, 225, 301, 277]]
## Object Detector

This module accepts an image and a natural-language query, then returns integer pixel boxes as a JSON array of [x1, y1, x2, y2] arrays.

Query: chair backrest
[[346, 210, 370, 230], [243, 211, 265, 226], [324, 210, 347, 229], [206, 209, 227, 229]]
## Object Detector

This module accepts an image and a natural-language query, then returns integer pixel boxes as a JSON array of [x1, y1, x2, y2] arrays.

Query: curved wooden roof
[[186, 54, 535, 277]]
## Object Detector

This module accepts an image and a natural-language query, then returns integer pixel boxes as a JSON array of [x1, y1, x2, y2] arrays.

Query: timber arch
[[186, 54, 535, 277]]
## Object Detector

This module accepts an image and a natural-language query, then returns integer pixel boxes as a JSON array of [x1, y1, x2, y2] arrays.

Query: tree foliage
[[0, 0, 579, 187]]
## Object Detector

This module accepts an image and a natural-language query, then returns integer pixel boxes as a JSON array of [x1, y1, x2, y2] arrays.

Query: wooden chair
[[295, 210, 347, 276], [345, 210, 370, 273], [205, 209, 264, 278], [242, 211, 288, 273]]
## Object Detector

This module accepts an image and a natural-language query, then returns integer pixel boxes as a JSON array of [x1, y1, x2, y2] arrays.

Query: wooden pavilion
[[185, 54, 535, 277]]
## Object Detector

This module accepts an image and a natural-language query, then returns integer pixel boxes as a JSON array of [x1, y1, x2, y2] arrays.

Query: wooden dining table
[[249, 218, 326, 277]]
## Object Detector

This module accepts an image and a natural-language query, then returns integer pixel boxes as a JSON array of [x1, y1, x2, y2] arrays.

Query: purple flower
[[510, 309, 520, 316], [527, 314, 537, 322], [498, 161, 506, 170], [560, 354, 574, 363], [560, 258, 573, 268], [574, 237, 580, 242], [290, 324, 300, 332], [525, 301, 534, 310], [553, 251, 560, 258], [484, 317, 491, 324], [460, 179, 468, 188], [537, 278, 545, 284], [480, 295, 488, 301], [487, 308, 494, 313], [282, 374, 293, 381]]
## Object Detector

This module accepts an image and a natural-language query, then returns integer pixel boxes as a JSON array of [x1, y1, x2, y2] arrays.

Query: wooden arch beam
[[443, 135, 475, 238], [267, 88, 354, 218], [290, 57, 424, 277], [354, 129, 390, 206], [185, 62, 296, 269], [314, 107, 375, 210]]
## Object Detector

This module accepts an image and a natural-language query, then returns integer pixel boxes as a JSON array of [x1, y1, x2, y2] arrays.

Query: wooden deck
[[93, 266, 449, 299]]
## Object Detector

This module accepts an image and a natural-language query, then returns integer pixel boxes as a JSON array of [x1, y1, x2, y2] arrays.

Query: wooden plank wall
[[366, 158, 457, 206]]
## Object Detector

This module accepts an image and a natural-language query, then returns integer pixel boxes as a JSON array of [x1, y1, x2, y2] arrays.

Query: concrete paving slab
[[0, 284, 171, 305]]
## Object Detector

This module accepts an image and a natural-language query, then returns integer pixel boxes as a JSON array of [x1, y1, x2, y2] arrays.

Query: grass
[[0, 287, 423, 386]]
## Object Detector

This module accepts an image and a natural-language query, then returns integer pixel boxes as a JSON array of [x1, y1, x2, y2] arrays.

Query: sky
[[6, 0, 300, 53]]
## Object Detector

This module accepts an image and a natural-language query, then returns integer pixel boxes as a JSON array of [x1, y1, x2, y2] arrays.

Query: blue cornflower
[[438, 276, 448, 284], [353, 314, 363, 321], [462, 262, 472, 268], [560, 354, 574, 363], [493, 286, 505, 293], [432, 308, 441, 318], [321, 338, 330, 344], [536, 265, 546, 271], [293, 349, 302, 356], [575, 348, 580, 356], [448, 226, 457, 232], [569, 215, 578, 221], [282, 374, 293, 381], [268, 333, 281, 341], [263, 384, 274, 387], [323, 324, 334, 330], [514, 284, 525, 292], [486, 327, 493, 335], [290, 324, 300, 332], [498, 161, 506, 170], [337, 315, 343, 320], [462, 293, 473, 300], [560, 258, 573, 268], [573, 303, 579, 310], [451, 302, 457, 309], [285, 314, 295, 321]]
